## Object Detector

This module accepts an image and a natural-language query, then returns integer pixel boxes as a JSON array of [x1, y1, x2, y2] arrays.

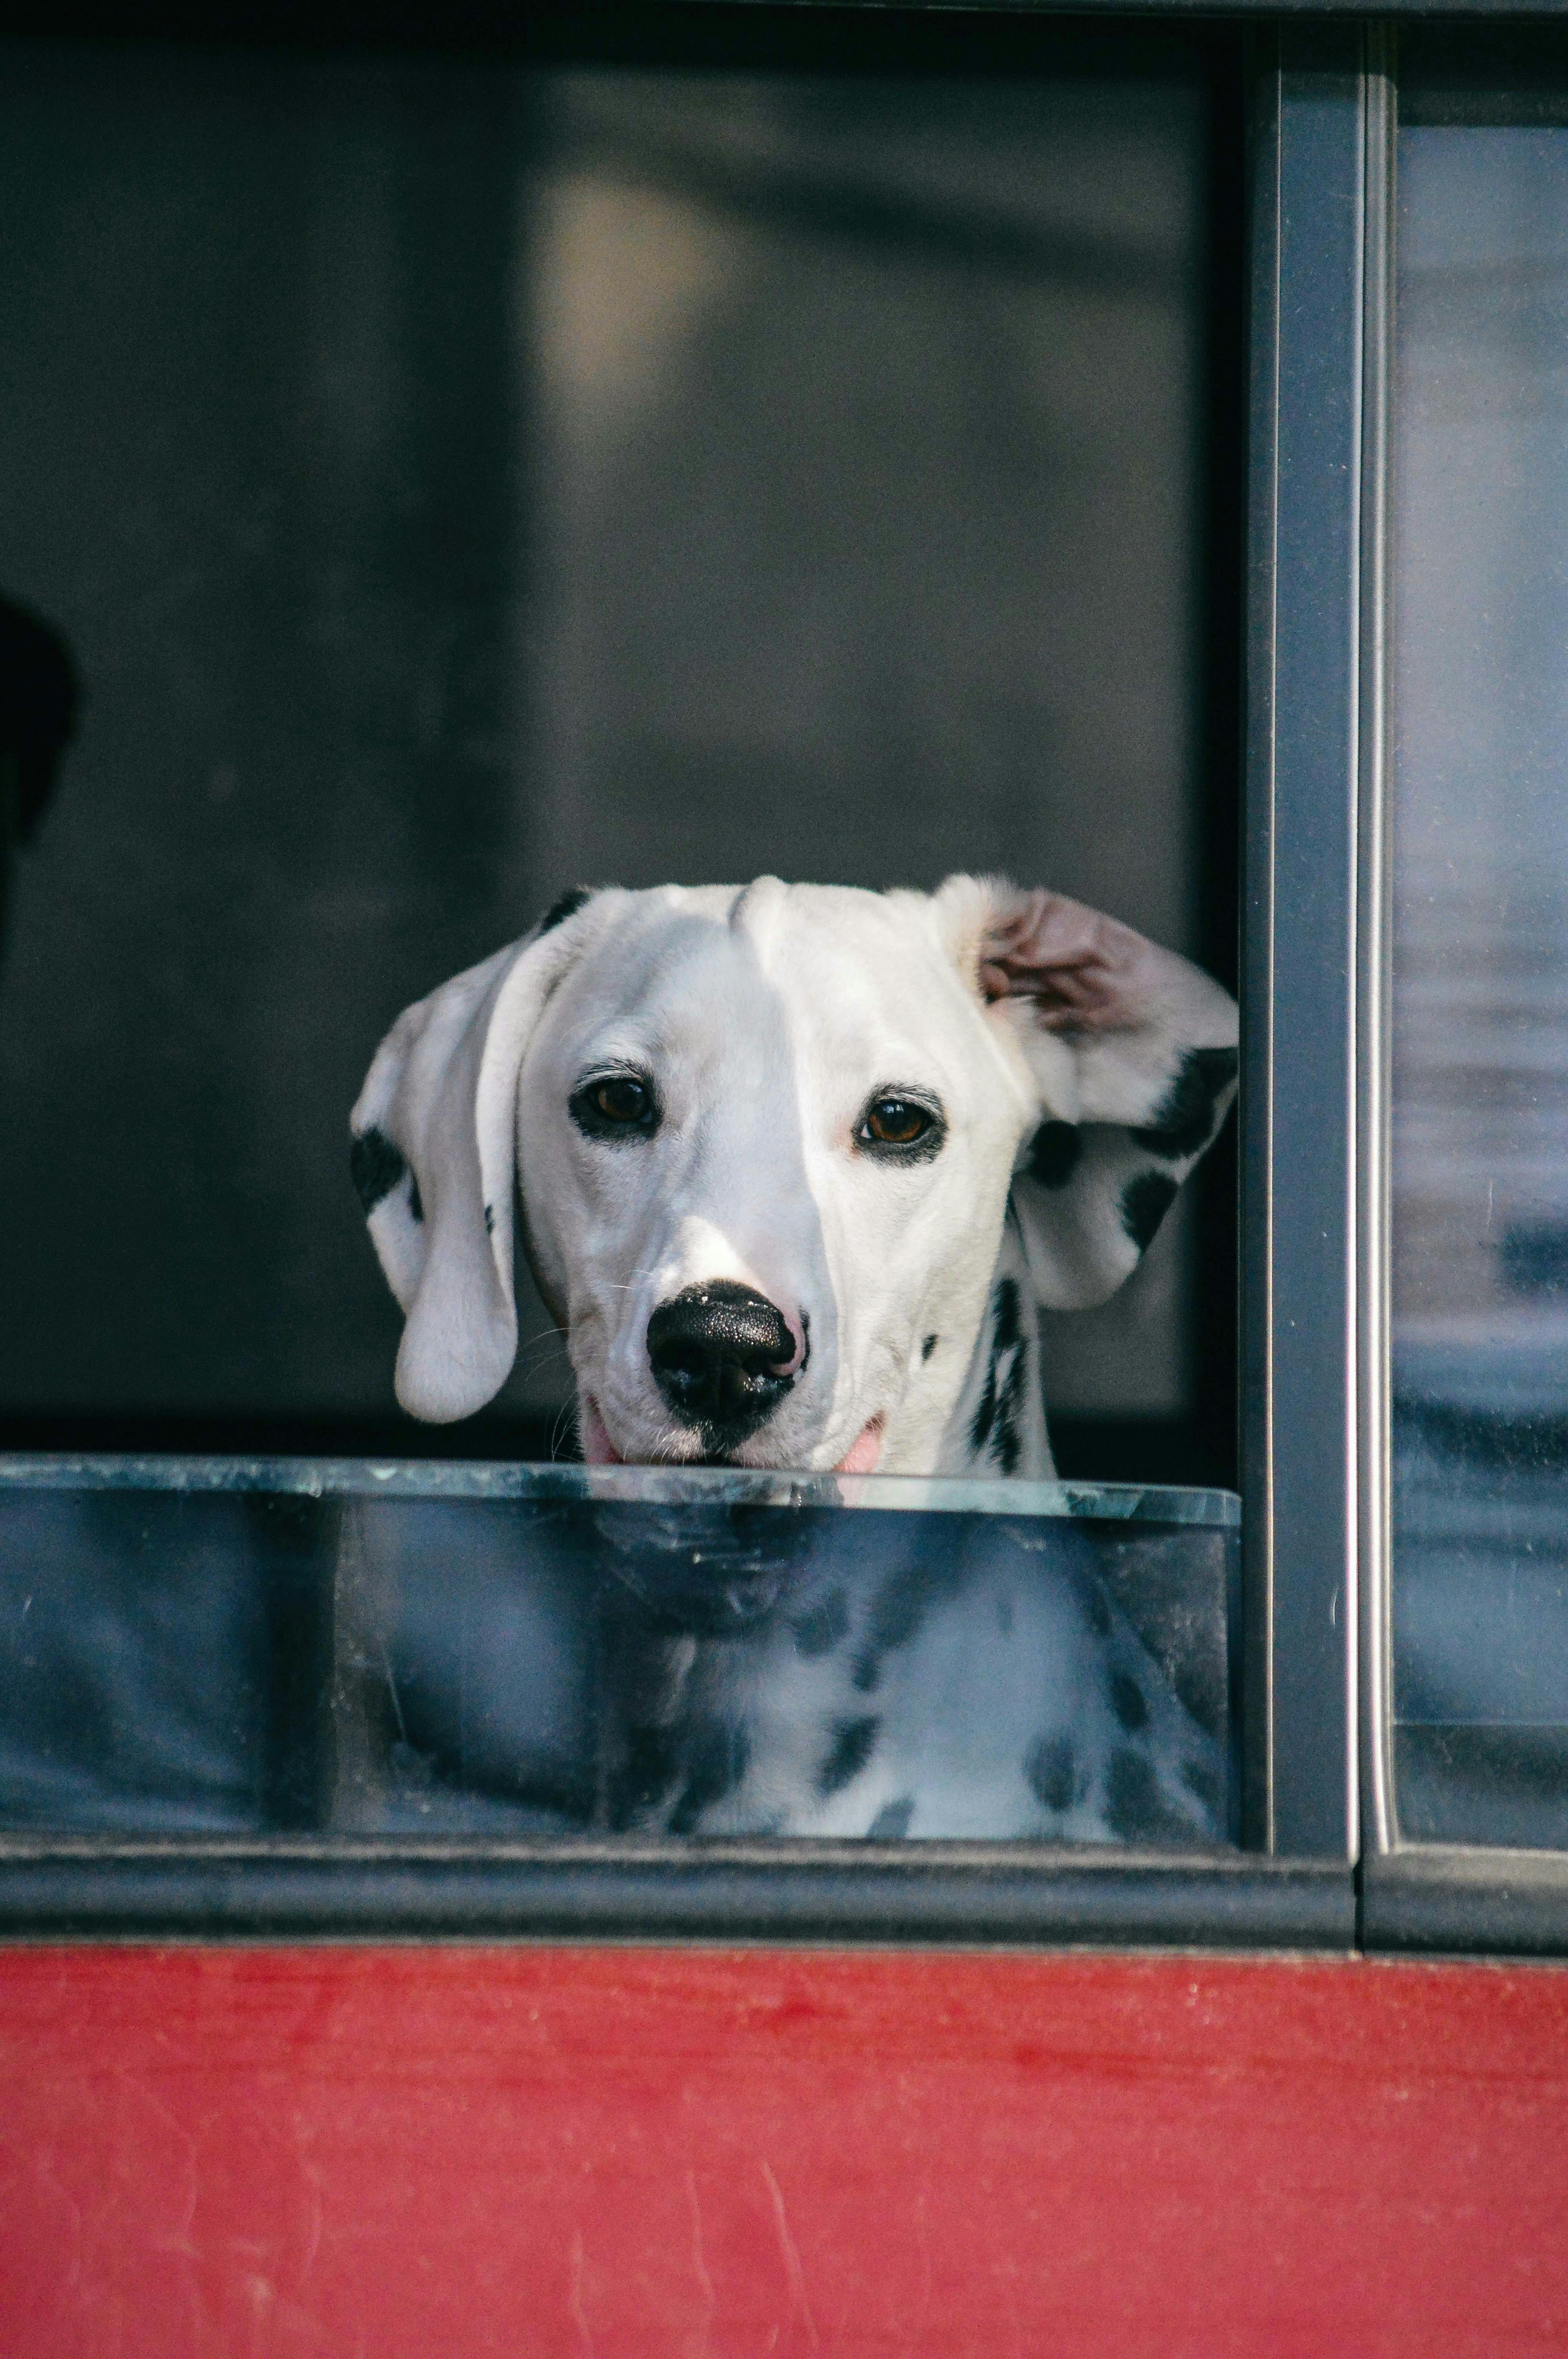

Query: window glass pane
[[1392, 64, 1568, 1845], [0, 37, 1233, 1482], [0, 33, 1241, 1866], [0, 1461, 1238, 1845]]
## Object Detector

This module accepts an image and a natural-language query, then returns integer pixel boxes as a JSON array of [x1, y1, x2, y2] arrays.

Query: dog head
[[351, 875, 1235, 1474]]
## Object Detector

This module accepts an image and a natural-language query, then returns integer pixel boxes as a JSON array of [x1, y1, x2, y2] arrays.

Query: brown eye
[[570, 1071, 661, 1142], [595, 1078, 648, 1124], [857, 1095, 945, 1161], [865, 1098, 929, 1145]]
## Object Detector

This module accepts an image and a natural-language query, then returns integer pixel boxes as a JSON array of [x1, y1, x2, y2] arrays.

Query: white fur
[[352, 874, 1237, 1480]]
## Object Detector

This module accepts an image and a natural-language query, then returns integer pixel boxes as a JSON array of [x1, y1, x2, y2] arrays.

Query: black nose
[[647, 1281, 799, 1447]]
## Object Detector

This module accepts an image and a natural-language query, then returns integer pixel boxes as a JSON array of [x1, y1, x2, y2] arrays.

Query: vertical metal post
[[1357, 30, 1396, 1862], [1243, 27, 1371, 1859]]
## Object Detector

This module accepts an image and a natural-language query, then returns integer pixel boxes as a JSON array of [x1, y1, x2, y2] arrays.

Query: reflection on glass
[[0, 47, 1209, 1452], [0, 1460, 1238, 1847], [1393, 104, 1568, 1843]]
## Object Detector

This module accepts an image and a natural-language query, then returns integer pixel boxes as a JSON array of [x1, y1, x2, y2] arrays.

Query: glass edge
[[0, 1452, 1241, 1526]]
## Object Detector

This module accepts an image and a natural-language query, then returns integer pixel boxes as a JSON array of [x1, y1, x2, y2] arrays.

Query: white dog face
[[352, 874, 1238, 1478], [516, 879, 1029, 1476]]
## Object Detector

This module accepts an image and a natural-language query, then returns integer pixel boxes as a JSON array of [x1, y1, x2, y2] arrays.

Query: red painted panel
[[0, 1942, 1565, 2357]]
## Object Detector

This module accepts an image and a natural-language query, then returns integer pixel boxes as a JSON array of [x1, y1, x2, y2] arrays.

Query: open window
[[0, 8, 1283, 1940], [14, 9, 1565, 1960], [1360, 27, 1568, 1953]]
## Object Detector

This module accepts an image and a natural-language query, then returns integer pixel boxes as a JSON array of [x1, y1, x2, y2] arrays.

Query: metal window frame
[[1243, 22, 1367, 1871], [1243, 19, 1568, 1958], [1256, 13, 1568, 1959], [5, 1, 1566, 1953], [1352, 20, 1568, 1958]]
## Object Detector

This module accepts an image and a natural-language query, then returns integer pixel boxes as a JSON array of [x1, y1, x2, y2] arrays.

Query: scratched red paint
[[1, 1943, 1565, 2357]]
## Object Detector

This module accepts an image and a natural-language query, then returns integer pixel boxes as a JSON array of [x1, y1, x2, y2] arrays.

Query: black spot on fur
[[1027, 1119, 1083, 1189], [868, 1796, 915, 1839], [350, 1127, 407, 1216], [922, 1333, 938, 1362], [818, 1715, 879, 1797], [993, 1341, 1026, 1474], [667, 1717, 750, 1834], [1105, 1747, 1198, 1845], [1181, 1754, 1224, 1820], [606, 1723, 681, 1828], [539, 885, 592, 935], [792, 1588, 850, 1660], [408, 1174, 423, 1224], [1132, 1046, 1238, 1160], [1105, 1749, 1158, 1840], [1122, 1171, 1178, 1254], [484, 1203, 494, 1236], [1026, 1733, 1080, 1814], [970, 1361, 997, 1460], [1110, 1671, 1149, 1734], [992, 1276, 1023, 1353], [853, 1548, 972, 1694], [853, 1566, 924, 1691], [969, 1278, 1027, 1471]]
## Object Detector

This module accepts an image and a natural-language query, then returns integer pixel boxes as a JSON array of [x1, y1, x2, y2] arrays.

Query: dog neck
[[932, 1208, 1054, 1481]]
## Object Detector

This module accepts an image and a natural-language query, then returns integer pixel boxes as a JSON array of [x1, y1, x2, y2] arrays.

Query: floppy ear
[[936, 875, 1238, 1310], [349, 892, 606, 1421]]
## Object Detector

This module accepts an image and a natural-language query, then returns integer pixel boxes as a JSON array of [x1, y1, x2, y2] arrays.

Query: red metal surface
[[1, 1941, 1564, 2357]]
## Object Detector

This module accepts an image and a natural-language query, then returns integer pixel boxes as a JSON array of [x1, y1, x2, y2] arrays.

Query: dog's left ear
[[937, 874, 1237, 1124], [935, 874, 1239, 1308], [350, 893, 609, 1422]]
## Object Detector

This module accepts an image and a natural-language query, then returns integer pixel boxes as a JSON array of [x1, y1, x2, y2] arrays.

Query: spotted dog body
[[600, 1526, 1227, 1843], [940, 1039, 1241, 1482], [352, 874, 1238, 1841]]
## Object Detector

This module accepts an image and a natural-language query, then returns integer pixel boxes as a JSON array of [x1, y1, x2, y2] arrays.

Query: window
[[1365, 32, 1568, 1946], [0, 11, 1276, 1942], [0, 24, 1235, 1485], [7, 10, 1566, 1959]]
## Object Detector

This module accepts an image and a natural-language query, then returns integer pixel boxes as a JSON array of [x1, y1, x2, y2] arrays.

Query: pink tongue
[[835, 1418, 884, 1476], [581, 1399, 623, 1467]]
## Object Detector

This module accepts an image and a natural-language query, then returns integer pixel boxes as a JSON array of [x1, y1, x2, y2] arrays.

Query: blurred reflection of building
[[1394, 124, 1568, 1422], [0, 49, 1210, 1455]]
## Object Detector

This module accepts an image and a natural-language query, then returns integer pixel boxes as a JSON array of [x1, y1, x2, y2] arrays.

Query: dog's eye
[[570, 1073, 660, 1141], [594, 1078, 648, 1123], [857, 1096, 945, 1159], [865, 1098, 929, 1145]]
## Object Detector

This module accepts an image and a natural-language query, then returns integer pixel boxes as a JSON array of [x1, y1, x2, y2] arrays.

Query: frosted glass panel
[[1393, 107, 1568, 1844], [0, 1459, 1237, 1848]]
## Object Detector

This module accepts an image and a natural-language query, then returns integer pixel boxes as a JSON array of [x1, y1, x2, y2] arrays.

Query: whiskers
[[510, 1322, 572, 1382]]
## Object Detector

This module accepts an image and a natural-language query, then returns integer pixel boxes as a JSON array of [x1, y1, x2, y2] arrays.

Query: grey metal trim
[[0, 1840, 1356, 1948], [19, 4, 1568, 51], [1361, 1847, 1568, 1956], [1243, 27, 1366, 1860], [0, 1452, 1241, 1525], [682, 2, 1568, 17], [1356, 28, 1397, 1861], [1241, 28, 1281, 1853]]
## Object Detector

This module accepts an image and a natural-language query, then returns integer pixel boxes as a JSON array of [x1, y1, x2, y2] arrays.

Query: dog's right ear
[[933, 872, 1238, 1312], [349, 891, 607, 1423]]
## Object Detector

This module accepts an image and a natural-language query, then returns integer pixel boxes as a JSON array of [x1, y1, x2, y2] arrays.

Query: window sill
[[0, 1837, 1354, 1947], [1361, 1846, 1568, 1959]]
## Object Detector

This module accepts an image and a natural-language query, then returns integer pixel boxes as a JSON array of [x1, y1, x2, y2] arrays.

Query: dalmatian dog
[[352, 876, 1238, 1845]]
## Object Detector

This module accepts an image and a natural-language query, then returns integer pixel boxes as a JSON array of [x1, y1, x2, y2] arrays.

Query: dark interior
[[0, 11, 1243, 1487]]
